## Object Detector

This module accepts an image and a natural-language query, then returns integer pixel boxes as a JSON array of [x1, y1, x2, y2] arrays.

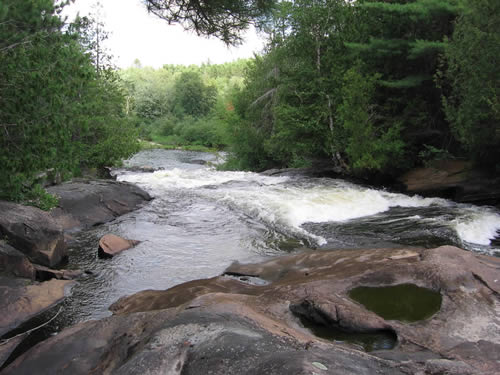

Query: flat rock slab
[[98, 234, 140, 258], [2, 309, 406, 375], [0, 277, 74, 337], [4, 246, 499, 374], [47, 179, 151, 231], [0, 202, 67, 267]]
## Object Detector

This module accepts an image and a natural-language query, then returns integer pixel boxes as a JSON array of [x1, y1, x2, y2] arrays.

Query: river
[[10, 149, 500, 355]]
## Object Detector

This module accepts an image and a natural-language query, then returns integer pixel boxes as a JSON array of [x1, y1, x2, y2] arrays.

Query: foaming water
[[9, 149, 498, 364], [117, 152, 500, 253]]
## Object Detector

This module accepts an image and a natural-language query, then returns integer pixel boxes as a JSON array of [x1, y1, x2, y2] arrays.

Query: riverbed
[[10, 149, 498, 353]]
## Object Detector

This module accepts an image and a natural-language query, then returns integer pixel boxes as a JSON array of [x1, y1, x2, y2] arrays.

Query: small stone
[[98, 234, 141, 258], [312, 362, 328, 371]]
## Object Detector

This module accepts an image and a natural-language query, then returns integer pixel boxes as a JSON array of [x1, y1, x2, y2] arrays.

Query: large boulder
[[0, 276, 74, 337], [4, 246, 500, 374], [47, 179, 151, 231], [398, 160, 500, 206], [0, 202, 67, 267]]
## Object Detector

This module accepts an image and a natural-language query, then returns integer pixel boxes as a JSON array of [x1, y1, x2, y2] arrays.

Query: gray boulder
[[47, 179, 151, 231], [0, 202, 67, 267]]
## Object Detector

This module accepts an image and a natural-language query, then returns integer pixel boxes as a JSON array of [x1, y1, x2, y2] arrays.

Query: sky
[[63, 0, 266, 68]]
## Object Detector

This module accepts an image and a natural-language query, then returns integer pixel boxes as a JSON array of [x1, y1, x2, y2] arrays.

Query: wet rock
[[0, 241, 35, 280], [4, 246, 500, 374], [398, 159, 500, 206], [0, 202, 67, 267], [0, 276, 74, 337], [126, 165, 159, 173], [109, 246, 500, 374], [98, 234, 141, 258], [47, 179, 151, 231], [0, 335, 24, 369], [1, 309, 406, 375], [33, 264, 83, 281]]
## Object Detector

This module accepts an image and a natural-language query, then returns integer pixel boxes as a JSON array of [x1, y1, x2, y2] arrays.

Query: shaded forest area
[[225, 0, 499, 173], [1, 0, 499, 208]]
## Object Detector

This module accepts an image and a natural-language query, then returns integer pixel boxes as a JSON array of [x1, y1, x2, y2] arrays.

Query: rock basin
[[3, 245, 500, 374]]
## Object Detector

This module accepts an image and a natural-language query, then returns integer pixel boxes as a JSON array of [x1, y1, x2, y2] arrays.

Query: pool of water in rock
[[297, 315, 398, 352], [348, 284, 443, 322]]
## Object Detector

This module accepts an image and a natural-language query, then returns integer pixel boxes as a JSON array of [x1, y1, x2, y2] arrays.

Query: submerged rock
[[4, 246, 500, 374], [98, 234, 141, 258], [0, 202, 67, 267], [47, 179, 151, 231]]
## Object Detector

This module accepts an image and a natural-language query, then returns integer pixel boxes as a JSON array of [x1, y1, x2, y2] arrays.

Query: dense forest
[[0, 0, 139, 207], [1, 0, 498, 207], [226, 0, 499, 173]]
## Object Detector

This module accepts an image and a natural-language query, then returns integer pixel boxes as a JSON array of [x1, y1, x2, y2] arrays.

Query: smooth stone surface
[[3, 245, 498, 374], [48, 179, 151, 231], [98, 234, 141, 258], [0, 202, 67, 267], [0, 277, 74, 337]]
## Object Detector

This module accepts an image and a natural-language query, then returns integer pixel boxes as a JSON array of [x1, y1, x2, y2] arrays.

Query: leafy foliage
[[119, 60, 248, 149], [442, 0, 500, 165], [0, 0, 139, 206], [338, 67, 404, 171]]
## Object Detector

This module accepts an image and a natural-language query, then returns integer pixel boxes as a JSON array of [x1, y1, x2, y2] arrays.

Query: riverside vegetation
[[0, 0, 498, 208]]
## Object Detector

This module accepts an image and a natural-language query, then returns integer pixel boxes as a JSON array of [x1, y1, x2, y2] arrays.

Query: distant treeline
[[119, 59, 249, 149]]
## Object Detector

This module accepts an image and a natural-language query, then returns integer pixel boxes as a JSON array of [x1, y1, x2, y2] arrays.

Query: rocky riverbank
[[3, 245, 499, 374], [262, 159, 500, 208], [0, 179, 151, 367]]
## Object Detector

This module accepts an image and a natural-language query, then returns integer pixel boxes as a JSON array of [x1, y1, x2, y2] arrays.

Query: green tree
[[0, 0, 138, 205], [442, 0, 500, 164], [145, 0, 276, 44], [172, 71, 217, 118], [227, 0, 355, 170], [345, 0, 460, 168], [338, 67, 404, 171]]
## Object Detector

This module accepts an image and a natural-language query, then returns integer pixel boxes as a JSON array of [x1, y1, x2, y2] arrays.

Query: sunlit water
[[11, 149, 500, 349]]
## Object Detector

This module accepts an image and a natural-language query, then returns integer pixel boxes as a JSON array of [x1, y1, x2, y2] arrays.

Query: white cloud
[[63, 0, 266, 68]]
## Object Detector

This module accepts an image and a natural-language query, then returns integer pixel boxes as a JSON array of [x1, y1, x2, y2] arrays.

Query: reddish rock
[[4, 246, 499, 375], [398, 159, 500, 206], [98, 234, 140, 258], [0, 277, 74, 336]]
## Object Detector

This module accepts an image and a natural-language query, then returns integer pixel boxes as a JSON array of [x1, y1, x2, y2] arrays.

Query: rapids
[[10, 149, 499, 354]]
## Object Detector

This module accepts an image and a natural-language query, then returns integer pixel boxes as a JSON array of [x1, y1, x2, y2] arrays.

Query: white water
[[118, 153, 500, 253]]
